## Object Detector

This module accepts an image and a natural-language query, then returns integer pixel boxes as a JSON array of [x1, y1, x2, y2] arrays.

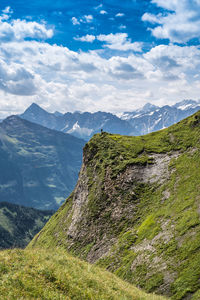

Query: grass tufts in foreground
[[0, 248, 167, 300]]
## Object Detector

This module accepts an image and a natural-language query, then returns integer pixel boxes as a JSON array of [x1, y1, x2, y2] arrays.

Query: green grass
[[0, 248, 167, 300]]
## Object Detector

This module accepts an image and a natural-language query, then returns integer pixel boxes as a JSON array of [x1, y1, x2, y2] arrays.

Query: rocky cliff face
[[30, 111, 200, 299]]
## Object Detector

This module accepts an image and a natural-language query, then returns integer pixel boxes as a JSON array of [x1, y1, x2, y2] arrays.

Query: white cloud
[[74, 34, 95, 42], [119, 25, 126, 30], [94, 4, 103, 10], [0, 58, 36, 95], [0, 6, 13, 21], [71, 17, 80, 25], [142, 13, 162, 24], [1, 8, 200, 118], [0, 18, 53, 42], [2, 6, 13, 14], [72, 15, 93, 26], [73, 33, 142, 51], [115, 13, 125, 17], [142, 0, 200, 43], [97, 33, 143, 52], [100, 10, 108, 15], [81, 15, 93, 23], [1, 39, 200, 117]]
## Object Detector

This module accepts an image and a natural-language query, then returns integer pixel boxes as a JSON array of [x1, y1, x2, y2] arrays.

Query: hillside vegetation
[[29, 111, 200, 299], [0, 116, 84, 210], [0, 202, 53, 249], [0, 248, 166, 300]]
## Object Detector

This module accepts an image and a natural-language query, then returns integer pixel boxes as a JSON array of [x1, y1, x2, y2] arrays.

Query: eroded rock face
[[123, 152, 180, 184], [67, 163, 89, 238], [64, 150, 180, 263]]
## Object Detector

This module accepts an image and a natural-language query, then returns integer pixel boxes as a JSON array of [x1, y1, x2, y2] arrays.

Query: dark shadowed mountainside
[[0, 202, 53, 249], [0, 116, 85, 209]]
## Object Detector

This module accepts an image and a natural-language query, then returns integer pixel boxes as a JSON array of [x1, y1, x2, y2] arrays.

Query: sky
[[0, 0, 200, 117]]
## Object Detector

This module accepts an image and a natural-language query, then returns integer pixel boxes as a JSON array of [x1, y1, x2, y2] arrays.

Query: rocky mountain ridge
[[29, 111, 200, 299], [20, 100, 200, 140], [119, 100, 200, 135], [20, 103, 134, 140]]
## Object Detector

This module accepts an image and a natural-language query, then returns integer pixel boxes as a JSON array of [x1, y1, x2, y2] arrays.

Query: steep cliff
[[29, 111, 200, 299]]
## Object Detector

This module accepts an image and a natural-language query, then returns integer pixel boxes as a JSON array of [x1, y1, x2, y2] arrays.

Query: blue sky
[[0, 0, 200, 117], [0, 0, 154, 50]]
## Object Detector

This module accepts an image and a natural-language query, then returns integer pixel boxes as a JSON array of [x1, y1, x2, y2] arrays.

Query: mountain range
[[30, 111, 200, 299], [20, 103, 134, 140], [0, 116, 84, 210], [119, 100, 200, 135], [20, 100, 200, 140]]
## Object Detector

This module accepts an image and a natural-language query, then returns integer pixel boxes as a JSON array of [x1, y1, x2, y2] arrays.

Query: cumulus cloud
[[0, 6, 13, 21], [1, 39, 200, 117], [71, 15, 93, 26], [3, 34, 200, 116], [1, 7, 200, 118], [81, 15, 93, 23], [74, 34, 95, 42], [71, 17, 80, 25], [142, 0, 200, 43], [0, 59, 37, 95], [97, 33, 143, 52], [143, 44, 200, 84], [73, 33, 142, 52], [0, 13, 53, 42], [142, 13, 162, 24], [109, 61, 144, 80]]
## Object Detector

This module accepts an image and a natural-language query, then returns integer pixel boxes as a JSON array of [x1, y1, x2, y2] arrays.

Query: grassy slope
[[0, 248, 166, 300], [29, 111, 200, 299], [0, 202, 53, 249]]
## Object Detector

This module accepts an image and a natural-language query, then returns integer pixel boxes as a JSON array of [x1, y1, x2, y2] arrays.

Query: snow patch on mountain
[[67, 122, 93, 138]]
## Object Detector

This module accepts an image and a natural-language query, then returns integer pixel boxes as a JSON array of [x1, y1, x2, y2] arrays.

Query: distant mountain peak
[[141, 103, 158, 113], [24, 103, 45, 114], [173, 99, 200, 110], [19, 99, 200, 140], [2, 115, 22, 125], [54, 111, 63, 117], [20, 103, 51, 124]]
